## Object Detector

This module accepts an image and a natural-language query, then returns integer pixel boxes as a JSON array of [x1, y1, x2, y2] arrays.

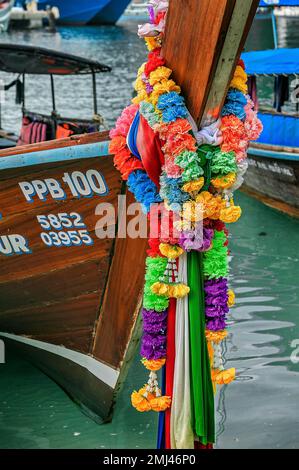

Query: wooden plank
[[0, 131, 109, 158], [92, 190, 148, 369], [0, 141, 110, 171], [241, 185, 299, 219], [0, 293, 100, 353], [0, 156, 121, 283], [0, 258, 109, 311], [163, 0, 260, 125]]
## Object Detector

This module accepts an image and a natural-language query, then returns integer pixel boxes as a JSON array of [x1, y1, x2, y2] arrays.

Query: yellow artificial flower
[[149, 80, 181, 105], [211, 173, 236, 190], [149, 66, 172, 86], [220, 205, 242, 223], [182, 178, 205, 194], [142, 359, 166, 371], [132, 89, 149, 105], [159, 243, 184, 259], [150, 396, 171, 412], [131, 390, 152, 412], [211, 368, 236, 386], [154, 79, 181, 95], [151, 282, 190, 299], [137, 62, 146, 77], [181, 200, 204, 223], [196, 192, 225, 220], [145, 36, 161, 51], [134, 76, 147, 92], [228, 289, 236, 307], [206, 330, 228, 344], [151, 282, 169, 296], [230, 65, 248, 94], [168, 283, 190, 299]]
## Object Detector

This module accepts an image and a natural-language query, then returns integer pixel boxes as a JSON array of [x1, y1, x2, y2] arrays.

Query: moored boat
[[37, 0, 131, 25], [242, 48, 299, 217], [0, 0, 261, 429], [0, 0, 13, 32], [0, 45, 148, 422]]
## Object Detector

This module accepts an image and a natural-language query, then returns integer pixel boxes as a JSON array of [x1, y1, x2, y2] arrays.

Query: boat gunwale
[[249, 141, 299, 160]]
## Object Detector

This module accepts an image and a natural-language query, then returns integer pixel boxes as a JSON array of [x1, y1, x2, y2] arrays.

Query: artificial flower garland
[[109, 0, 262, 449]]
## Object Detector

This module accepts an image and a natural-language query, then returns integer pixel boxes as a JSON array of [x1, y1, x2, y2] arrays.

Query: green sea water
[[0, 14, 298, 449]]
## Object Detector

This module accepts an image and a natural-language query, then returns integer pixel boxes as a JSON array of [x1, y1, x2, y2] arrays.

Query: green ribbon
[[188, 251, 215, 445]]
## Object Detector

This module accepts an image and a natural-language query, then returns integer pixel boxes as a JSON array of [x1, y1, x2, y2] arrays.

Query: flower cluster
[[108, 0, 263, 413]]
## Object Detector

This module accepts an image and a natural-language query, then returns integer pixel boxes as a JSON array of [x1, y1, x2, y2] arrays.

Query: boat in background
[[242, 48, 299, 218], [260, 0, 299, 6], [37, 0, 131, 25], [0, 43, 110, 150], [0, 44, 149, 422], [0, 0, 13, 32]]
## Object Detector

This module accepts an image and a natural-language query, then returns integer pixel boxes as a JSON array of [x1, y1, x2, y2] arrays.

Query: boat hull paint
[[0, 132, 148, 421], [0, 334, 117, 422], [244, 143, 299, 217], [37, 0, 130, 25], [90, 0, 131, 25]]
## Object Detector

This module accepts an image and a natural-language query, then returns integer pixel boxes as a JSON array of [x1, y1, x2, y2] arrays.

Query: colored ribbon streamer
[[188, 251, 215, 446], [164, 297, 176, 449], [170, 253, 194, 449]]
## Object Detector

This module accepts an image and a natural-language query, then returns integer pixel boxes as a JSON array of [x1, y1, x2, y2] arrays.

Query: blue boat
[[242, 48, 299, 217], [37, 0, 131, 25], [260, 0, 299, 6]]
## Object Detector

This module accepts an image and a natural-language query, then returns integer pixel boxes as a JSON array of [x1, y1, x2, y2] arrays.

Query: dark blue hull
[[37, 0, 131, 25]]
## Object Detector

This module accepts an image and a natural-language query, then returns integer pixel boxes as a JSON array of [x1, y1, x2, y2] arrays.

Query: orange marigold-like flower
[[142, 359, 166, 371], [211, 173, 237, 190], [220, 205, 242, 223], [149, 396, 171, 412], [196, 192, 225, 220], [221, 115, 247, 155], [206, 330, 228, 344], [131, 390, 152, 412], [163, 133, 197, 157], [109, 136, 127, 155]]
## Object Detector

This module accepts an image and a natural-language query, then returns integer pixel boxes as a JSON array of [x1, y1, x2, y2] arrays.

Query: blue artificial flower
[[160, 173, 190, 205], [128, 170, 162, 213], [221, 88, 247, 120], [157, 92, 185, 110], [162, 105, 188, 123]]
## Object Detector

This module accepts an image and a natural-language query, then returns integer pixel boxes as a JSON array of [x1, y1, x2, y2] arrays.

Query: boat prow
[[0, 132, 148, 421]]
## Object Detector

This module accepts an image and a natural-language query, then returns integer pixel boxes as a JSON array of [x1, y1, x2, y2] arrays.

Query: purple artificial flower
[[205, 277, 229, 327], [146, 82, 154, 94], [148, 6, 155, 24], [142, 308, 168, 334], [140, 308, 167, 360], [179, 226, 214, 252], [206, 317, 227, 331], [141, 333, 167, 360]]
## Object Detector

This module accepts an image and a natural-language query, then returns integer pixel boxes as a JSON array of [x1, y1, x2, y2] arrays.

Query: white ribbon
[[170, 253, 194, 449]]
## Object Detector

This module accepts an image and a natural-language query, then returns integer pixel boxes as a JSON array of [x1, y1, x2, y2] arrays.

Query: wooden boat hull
[[0, 132, 148, 421], [244, 142, 299, 218]]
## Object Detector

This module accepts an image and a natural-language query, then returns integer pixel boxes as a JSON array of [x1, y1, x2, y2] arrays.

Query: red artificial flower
[[144, 49, 165, 77]]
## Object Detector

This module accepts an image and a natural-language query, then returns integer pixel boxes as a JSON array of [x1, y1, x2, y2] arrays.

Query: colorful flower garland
[[109, 0, 262, 449]]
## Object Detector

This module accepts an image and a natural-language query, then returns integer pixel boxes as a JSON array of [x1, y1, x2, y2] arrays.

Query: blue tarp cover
[[242, 48, 299, 75], [257, 113, 299, 147], [260, 0, 299, 6]]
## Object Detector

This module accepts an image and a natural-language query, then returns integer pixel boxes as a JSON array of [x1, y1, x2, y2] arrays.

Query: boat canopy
[[242, 48, 299, 76], [260, 0, 299, 6], [0, 44, 111, 75]]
